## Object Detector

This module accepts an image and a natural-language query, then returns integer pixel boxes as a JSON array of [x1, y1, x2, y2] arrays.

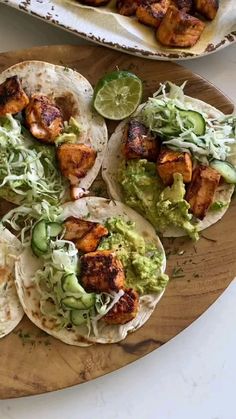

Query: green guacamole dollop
[[118, 159, 198, 240], [98, 217, 169, 295], [55, 117, 81, 145]]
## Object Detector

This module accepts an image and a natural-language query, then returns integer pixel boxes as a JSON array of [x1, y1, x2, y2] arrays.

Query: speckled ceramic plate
[[1, 0, 236, 59]]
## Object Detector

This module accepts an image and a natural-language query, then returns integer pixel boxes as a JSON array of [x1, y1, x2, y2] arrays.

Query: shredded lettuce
[[139, 82, 236, 164], [0, 114, 67, 205], [1, 200, 63, 246]]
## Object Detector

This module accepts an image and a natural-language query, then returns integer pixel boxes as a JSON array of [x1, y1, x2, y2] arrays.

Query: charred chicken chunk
[[173, 0, 193, 13], [64, 217, 108, 253], [25, 94, 63, 142], [157, 148, 192, 185], [104, 288, 139, 325], [57, 143, 97, 185], [79, 0, 110, 5], [81, 250, 125, 293], [123, 119, 159, 162], [156, 6, 205, 47], [194, 0, 218, 20], [116, 0, 140, 16], [185, 165, 220, 219], [136, 0, 170, 28], [0, 76, 29, 116]]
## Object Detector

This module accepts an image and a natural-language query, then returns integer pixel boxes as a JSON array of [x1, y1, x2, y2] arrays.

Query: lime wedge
[[93, 71, 143, 120]]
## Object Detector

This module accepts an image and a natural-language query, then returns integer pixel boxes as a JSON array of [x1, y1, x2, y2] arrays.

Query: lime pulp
[[93, 71, 143, 120]]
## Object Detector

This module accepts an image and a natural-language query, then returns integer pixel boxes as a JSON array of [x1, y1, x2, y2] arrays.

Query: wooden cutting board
[[0, 45, 235, 399]]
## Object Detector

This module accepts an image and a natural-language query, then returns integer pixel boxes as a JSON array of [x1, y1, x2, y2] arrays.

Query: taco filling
[[103, 82, 236, 240], [0, 62, 107, 205], [12, 198, 168, 345]]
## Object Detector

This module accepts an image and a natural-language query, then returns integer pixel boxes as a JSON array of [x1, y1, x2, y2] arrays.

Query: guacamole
[[55, 117, 81, 144], [118, 160, 198, 240], [98, 217, 169, 294], [210, 201, 227, 211]]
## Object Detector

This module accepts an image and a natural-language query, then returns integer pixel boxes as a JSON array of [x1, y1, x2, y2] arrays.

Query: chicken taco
[[14, 197, 168, 345], [102, 82, 236, 240], [0, 61, 107, 205], [0, 225, 24, 338]]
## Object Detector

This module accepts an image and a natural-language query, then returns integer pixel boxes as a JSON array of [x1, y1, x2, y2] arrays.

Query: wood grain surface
[[0, 45, 235, 399]]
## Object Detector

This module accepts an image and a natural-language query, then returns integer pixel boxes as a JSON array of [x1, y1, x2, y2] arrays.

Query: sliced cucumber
[[31, 242, 46, 258], [62, 296, 86, 310], [210, 159, 236, 184], [47, 222, 63, 238], [31, 220, 49, 253], [71, 310, 88, 326], [179, 109, 206, 136], [160, 125, 178, 135], [62, 273, 85, 294], [81, 293, 95, 309]]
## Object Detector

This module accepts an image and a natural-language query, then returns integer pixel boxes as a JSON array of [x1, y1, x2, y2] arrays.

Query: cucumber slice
[[179, 110, 206, 136], [31, 242, 46, 258], [159, 125, 178, 135], [71, 310, 88, 326], [210, 159, 236, 184], [62, 273, 85, 294], [31, 220, 49, 253], [47, 222, 63, 238], [81, 293, 95, 309], [62, 296, 86, 310], [160, 109, 206, 136]]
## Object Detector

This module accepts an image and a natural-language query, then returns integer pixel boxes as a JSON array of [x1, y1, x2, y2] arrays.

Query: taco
[[0, 61, 107, 205], [102, 82, 236, 240], [0, 225, 24, 338], [14, 197, 168, 345]]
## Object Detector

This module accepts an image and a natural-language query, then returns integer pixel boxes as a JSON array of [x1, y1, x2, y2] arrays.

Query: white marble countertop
[[0, 3, 236, 418]]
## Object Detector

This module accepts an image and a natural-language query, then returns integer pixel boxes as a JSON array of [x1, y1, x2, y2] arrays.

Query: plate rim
[[1, 0, 236, 61]]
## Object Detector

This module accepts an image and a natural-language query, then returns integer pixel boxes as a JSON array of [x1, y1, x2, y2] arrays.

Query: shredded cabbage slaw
[[0, 114, 66, 205], [139, 82, 236, 164]]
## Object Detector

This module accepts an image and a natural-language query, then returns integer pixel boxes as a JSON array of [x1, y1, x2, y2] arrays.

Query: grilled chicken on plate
[[76, 0, 220, 48]]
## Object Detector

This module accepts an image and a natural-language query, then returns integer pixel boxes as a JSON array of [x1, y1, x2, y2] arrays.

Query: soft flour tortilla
[[102, 96, 235, 238], [0, 61, 108, 199], [0, 226, 24, 338], [15, 197, 167, 346]]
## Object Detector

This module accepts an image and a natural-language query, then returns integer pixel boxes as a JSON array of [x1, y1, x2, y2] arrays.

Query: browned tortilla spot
[[55, 92, 79, 121]]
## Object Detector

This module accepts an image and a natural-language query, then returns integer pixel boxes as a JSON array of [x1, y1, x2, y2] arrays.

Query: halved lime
[[93, 71, 143, 120]]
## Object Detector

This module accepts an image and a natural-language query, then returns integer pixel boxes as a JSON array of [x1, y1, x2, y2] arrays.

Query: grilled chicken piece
[[193, 0, 218, 20], [81, 250, 125, 293], [123, 119, 159, 161], [136, 0, 170, 28], [25, 94, 63, 142], [116, 0, 140, 16], [157, 148, 192, 185], [64, 217, 108, 253], [57, 143, 97, 185], [156, 6, 205, 47], [173, 0, 193, 13], [104, 288, 139, 324], [0, 76, 29, 116], [79, 0, 110, 5], [185, 165, 220, 219]]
